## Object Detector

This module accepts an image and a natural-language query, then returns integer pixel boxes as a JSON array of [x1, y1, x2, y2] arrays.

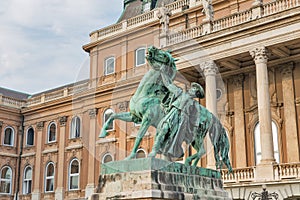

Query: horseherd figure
[[100, 46, 232, 173]]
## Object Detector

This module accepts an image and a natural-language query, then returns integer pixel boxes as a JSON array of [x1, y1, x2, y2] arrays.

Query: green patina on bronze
[[101, 157, 221, 179], [100, 46, 232, 175]]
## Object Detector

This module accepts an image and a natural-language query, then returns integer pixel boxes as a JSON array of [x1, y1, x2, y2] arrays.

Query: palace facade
[[1, 0, 300, 199]]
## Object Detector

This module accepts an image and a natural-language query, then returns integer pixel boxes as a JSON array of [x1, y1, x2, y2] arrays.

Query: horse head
[[146, 46, 178, 80]]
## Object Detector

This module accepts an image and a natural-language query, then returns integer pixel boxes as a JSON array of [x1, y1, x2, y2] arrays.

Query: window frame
[[44, 162, 55, 193], [68, 158, 80, 191], [47, 122, 57, 143], [135, 47, 146, 67], [26, 127, 34, 146], [103, 109, 114, 131], [0, 166, 12, 194], [135, 148, 147, 159], [23, 166, 32, 195], [70, 116, 81, 139], [3, 126, 14, 147], [102, 153, 114, 164], [104, 56, 115, 75]]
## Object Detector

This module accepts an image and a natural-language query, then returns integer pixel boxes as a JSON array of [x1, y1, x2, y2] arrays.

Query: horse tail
[[208, 115, 233, 173]]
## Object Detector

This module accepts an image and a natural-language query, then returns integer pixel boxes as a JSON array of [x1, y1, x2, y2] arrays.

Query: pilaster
[[32, 121, 44, 200], [232, 74, 247, 167], [85, 108, 98, 198], [280, 63, 299, 162], [55, 116, 68, 200]]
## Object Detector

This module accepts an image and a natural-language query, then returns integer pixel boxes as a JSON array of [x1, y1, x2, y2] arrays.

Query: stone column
[[200, 61, 218, 169], [280, 63, 299, 162], [32, 122, 44, 200], [55, 116, 67, 200], [85, 108, 98, 198], [232, 75, 247, 167], [250, 46, 275, 180]]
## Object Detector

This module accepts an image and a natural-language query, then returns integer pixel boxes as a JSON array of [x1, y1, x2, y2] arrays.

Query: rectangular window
[[135, 48, 146, 67], [105, 57, 115, 75]]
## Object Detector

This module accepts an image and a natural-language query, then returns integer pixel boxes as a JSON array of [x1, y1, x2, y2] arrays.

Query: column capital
[[250, 46, 269, 64], [0, 121, 3, 127], [200, 61, 218, 77], [59, 116, 68, 126], [280, 62, 294, 77], [231, 74, 244, 88], [117, 101, 128, 112], [36, 121, 44, 130], [89, 108, 98, 119]]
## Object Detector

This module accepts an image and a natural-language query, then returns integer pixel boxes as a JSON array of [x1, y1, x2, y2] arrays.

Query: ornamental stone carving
[[0, 121, 3, 127], [89, 108, 98, 119], [250, 46, 269, 64], [280, 63, 294, 77], [117, 101, 129, 112], [231, 74, 244, 88], [59, 116, 68, 126], [200, 61, 218, 77], [37, 121, 44, 130]]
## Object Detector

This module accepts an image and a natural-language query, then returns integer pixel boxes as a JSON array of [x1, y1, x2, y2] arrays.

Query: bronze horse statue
[[100, 46, 232, 172]]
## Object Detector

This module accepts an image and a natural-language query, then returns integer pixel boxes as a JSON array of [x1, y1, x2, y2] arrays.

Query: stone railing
[[222, 167, 255, 183], [91, 0, 201, 42], [26, 80, 89, 106], [127, 10, 156, 28], [212, 9, 252, 32], [274, 162, 300, 179], [0, 94, 26, 108], [263, 0, 300, 16], [167, 25, 204, 45]]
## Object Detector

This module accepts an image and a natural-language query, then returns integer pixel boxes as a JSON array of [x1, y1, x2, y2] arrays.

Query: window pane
[[70, 176, 79, 189], [4, 128, 13, 145], [103, 154, 113, 163], [136, 149, 146, 159], [47, 164, 54, 176], [136, 48, 146, 66], [71, 161, 79, 174], [45, 179, 54, 192], [48, 123, 56, 142], [25, 168, 32, 179], [27, 128, 34, 146], [105, 57, 115, 75], [1, 168, 12, 179], [104, 109, 114, 130], [0, 181, 10, 193], [71, 117, 81, 138]]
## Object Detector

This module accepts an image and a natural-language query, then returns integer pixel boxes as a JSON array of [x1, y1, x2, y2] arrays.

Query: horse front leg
[[125, 117, 151, 160], [99, 112, 133, 138]]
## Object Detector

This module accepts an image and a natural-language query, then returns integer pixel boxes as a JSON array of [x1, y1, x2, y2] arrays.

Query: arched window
[[104, 56, 115, 75], [4, 127, 14, 146], [102, 153, 113, 164], [47, 122, 56, 143], [23, 166, 32, 194], [26, 127, 34, 146], [136, 148, 146, 159], [135, 47, 146, 67], [254, 121, 280, 164], [45, 162, 55, 192], [103, 109, 114, 131], [0, 166, 12, 194], [70, 117, 81, 139], [69, 159, 79, 190]]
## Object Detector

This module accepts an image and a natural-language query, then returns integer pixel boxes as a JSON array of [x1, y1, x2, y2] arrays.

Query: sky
[[0, 0, 123, 94]]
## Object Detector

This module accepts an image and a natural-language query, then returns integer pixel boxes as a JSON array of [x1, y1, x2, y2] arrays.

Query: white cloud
[[0, 0, 123, 94]]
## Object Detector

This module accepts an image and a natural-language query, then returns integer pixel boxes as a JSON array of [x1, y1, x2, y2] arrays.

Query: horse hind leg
[[125, 116, 151, 160], [99, 112, 133, 138]]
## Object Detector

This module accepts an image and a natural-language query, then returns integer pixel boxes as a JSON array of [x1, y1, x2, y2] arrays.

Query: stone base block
[[89, 157, 230, 200]]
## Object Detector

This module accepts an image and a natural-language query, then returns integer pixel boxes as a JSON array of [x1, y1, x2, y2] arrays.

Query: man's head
[[189, 82, 205, 98]]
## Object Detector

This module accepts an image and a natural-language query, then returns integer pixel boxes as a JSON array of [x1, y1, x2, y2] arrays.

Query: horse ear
[[174, 58, 179, 62], [167, 49, 172, 53]]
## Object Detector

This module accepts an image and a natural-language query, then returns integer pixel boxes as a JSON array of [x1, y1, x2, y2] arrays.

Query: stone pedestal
[[89, 158, 230, 200]]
